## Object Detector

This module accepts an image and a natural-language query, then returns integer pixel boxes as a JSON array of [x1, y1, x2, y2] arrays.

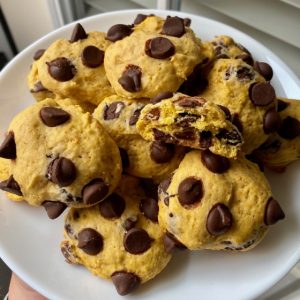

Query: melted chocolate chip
[[42, 201, 67, 219], [201, 150, 230, 173], [231, 113, 243, 133], [162, 16, 185, 37], [277, 99, 289, 112], [118, 65, 142, 92], [70, 23, 88, 43], [140, 197, 158, 222], [199, 131, 212, 149], [175, 97, 206, 108], [123, 216, 138, 231], [249, 82, 276, 106], [33, 49, 46, 60], [146, 107, 160, 120], [77, 228, 103, 255], [119, 148, 129, 169], [278, 116, 300, 140], [123, 228, 152, 254], [81, 46, 104, 68], [236, 66, 254, 81], [47, 57, 76, 81], [153, 128, 178, 144], [40, 107, 70, 127], [99, 193, 125, 219], [104, 102, 125, 120], [263, 109, 281, 134], [163, 232, 186, 253], [150, 91, 173, 104], [254, 61, 273, 81], [159, 177, 171, 196], [47, 157, 76, 187], [259, 139, 281, 154], [176, 113, 198, 127], [111, 271, 140, 296], [82, 178, 109, 205], [178, 177, 203, 206], [218, 105, 231, 120], [150, 141, 175, 163], [145, 37, 175, 59], [0, 175, 22, 196], [216, 129, 242, 145], [106, 24, 132, 42], [129, 106, 144, 125], [235, 53, 254, 66], [206, 203, 233, 236], [0, 132, 16, 159], [264, 197, 285, 225], [174, 128, 195, 140], [183, 18, 191, 27]]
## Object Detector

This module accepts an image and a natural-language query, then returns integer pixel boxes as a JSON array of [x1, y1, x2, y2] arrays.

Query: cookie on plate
[[136, 92, 243, 158], [253, 98, 300, 170], [104, 16, 204, 98], [93, 95, 185, 180], [0, 98, 122, 217], [61, 175, 171, 296], [200, 58, 279, 154], [158, 150, 285, 250], [36, 23, 114, 105]]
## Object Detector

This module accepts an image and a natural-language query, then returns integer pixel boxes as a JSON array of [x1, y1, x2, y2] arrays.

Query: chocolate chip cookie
[[158, 150, 285, 250], [61, 175, 171, 295], [36, 23, 114, 105], [93, 95, 185, 180], [136, 93, 243, 158], [0, 98, 122, 217]]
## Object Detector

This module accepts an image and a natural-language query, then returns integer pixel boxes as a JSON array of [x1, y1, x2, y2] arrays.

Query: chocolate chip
[[47, 57, 76, 82], [106, 24, 132, 42], [254, 61, 273, 81], [129, 106, 144, 125], [278, 116, 300, 140], [176, 113, 198, 127], [218, 105, 231, 120], [33, 49, 45, 60], [42, 201, 67, 219], [40, 107, 70, 127], [235, 54, 254, 66], [124, 228, 152, 254], [175, 97, 206, 108], [139, 178, 158, 199], [245, 153, 264, 172], [0, 132, 16, 159], [81, 46, 104, 68], [249, 82, 276, 106], [123, 216, 138, 231], [259, 139, 281, 154], [77, 228, 103, 255], [150, 141, 175, 163], [140, 198, 158, 222], [145, 37, 175, 59], [104, 102, 125, 120], [111, 271, 140, 296], [31, 81, 48, 93], [119, 147, 129, 169], [216, 129, 242, 145], [162, 16, 185, 37], [61, 241, 75, 263], [0, 175, 22, 196], [199, 130, 212, 149], [47, 157, 76, 187], [158, 176, 172, 195], [236, 66, 254, 81], [69, 23, 88, 43], [206, 203, 233, 236], [183, 18, 191, 27], [82, 178, 109, 205], [153, 128, 178, 144], [134, 14, 152, 25], [118, 65, 142, 92], [164, 197, 169, 206], [163, 232, 186, 253], [263, 109, 281, 134], [277, 99, 289, 112], [178, 177, 203, 206], [146, 107, 160, 120], [174, 128, 195, 140], [236, 43, 252, 56], [264, 197, 285, 225], [99, 193, 125, 219], [201, 150, 230, 173], [150, 91, 173, 104], [231, 113, 243, 133]]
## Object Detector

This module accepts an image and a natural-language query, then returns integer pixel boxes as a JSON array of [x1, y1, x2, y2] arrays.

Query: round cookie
[[158, 150, 285, 250], [254, 98, 300, 170], [37, 23, 114, 105], [61, 175, 171, 296], [93, 95, 185, 181], [0, 98, 122, 215], [104, 16, 204, 99], [200, 58, 279, 154], [136, 92, 243, 158]]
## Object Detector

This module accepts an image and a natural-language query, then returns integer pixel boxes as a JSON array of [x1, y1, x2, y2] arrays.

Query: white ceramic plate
[[0, 9, 300, 300]]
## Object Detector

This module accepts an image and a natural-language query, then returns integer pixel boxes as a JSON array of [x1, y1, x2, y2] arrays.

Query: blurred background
[[0, 0, 299, 299]]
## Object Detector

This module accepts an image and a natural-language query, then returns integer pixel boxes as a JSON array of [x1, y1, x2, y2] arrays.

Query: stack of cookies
[[1, 13, 295, 296]]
